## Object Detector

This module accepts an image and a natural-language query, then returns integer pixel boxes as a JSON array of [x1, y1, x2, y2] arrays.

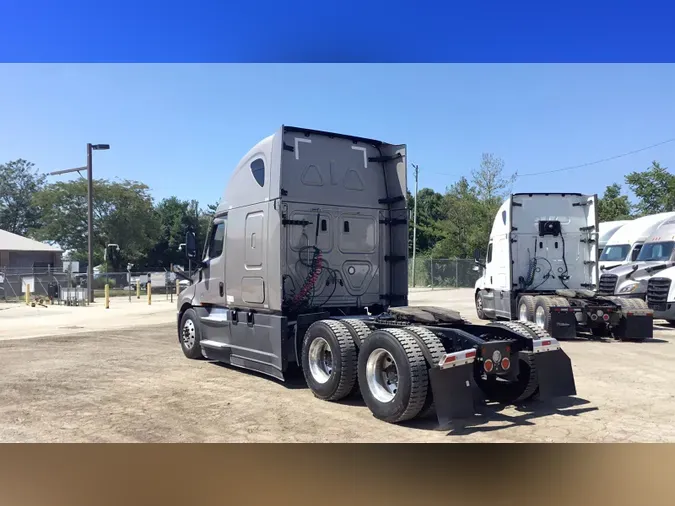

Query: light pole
[[49, 143, 110, 304]]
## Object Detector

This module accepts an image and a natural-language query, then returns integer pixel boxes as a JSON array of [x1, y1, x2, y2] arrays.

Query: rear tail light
[[603, 314, 610, 321], [484, 359, 494, 372], [501, 357, 511, 370]]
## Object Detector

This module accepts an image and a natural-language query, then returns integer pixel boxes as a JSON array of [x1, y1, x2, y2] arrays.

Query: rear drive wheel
[[402, 326, 447, 418], [301, 320, 358, 401], [476, 290, 488, 320], [533, 296, 554, 333], [518, 295, 536, 322], [341, 319, 371, 347], [179, 308, 205, 359], [340, 319, 372, 396], [358, 328, 428, 423]]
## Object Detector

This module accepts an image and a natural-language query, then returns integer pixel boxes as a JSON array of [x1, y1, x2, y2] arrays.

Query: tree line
[[0, 156, 673, 271], [409, 159, 675, 260], [0, 159, 217, 272]]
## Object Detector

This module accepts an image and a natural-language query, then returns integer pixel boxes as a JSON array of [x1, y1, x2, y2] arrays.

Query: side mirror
[[472, 265, 480, 272], [185, 231, 197, 260], [473, 248, 481, 263]]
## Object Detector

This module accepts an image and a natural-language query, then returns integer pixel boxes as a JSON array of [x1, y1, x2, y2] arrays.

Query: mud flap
[[428, 363, 477, 425], [549, 311, 578, 340], [612, 313, 653, 340], [530, 349, 577, 400]]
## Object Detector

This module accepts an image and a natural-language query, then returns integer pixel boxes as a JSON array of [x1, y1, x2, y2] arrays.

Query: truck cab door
[[481, 242, 497, 317], [199, 217, 227, 306]]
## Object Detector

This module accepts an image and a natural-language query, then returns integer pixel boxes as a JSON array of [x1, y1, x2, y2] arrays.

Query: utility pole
[[411, 163, 419, 288], [86, 144, 94, 303], [48, 143, 109, 304]]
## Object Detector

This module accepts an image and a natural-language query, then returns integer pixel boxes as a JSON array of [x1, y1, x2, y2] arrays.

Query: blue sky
[[1, 64, 674, 208]]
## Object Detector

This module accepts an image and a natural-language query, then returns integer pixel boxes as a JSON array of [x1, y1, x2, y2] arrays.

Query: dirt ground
[[1, 288, 674, 442]]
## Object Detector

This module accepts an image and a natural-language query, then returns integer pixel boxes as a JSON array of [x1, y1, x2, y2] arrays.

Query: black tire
[[533, 295, 554, 333], [358, 328, 428, 423], [301, 320, 358, 402], [340, 319, 372, 396], [341, 319, 371, 347], [402, 326, 447, 418], [179, 308, 205, 359], [517, 295, 536, 322], [476, 290, 488, 320]]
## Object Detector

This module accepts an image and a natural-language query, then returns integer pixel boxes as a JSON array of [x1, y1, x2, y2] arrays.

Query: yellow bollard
[[25, 284, 30, 305], [147, 282, 152, 305], [136, 280, 140, 299], [105, 284, 110, 309]]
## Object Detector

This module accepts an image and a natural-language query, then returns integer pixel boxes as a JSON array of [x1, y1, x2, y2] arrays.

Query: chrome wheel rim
[[308, 337, 333, 384], [182, 319, 196, 349], [519, 303, 529, 322], [535, 306, 546, 328], [476, 294, 483, 312], [366, 348, 399, 403]]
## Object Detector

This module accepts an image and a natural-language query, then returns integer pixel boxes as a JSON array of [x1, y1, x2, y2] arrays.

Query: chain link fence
[[408, 258, 480, 289], [1, 267, 187, 304]]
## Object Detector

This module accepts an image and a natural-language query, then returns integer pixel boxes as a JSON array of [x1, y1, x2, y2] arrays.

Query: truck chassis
[[507, 289, 653, 341], [179, 305, 577, 426]]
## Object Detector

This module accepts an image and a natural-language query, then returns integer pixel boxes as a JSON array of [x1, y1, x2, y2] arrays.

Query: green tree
[[0, 159, 46, 236], [32, 179, 159, 271], [408, 187, 446, 255], [625, 161, 675, 216], [431, 177, 484, 258], [143, 198, 217, 270], [597, 183, 632, 222], [471, 153, 516, 206]]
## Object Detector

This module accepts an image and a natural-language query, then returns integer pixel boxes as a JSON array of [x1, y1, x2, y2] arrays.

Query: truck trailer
[[173, 126, 578, 426], [473, 193, 653, 340]]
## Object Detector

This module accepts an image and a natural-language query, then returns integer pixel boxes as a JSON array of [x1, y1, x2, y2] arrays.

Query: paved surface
[[1, 288, 674, 442]]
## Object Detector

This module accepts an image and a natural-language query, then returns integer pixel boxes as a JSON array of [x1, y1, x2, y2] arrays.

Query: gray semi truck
[[173, 125, 577, 426]]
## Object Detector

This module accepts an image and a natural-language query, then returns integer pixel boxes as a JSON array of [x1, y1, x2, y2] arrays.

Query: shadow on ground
[[401, 396, 597, 436]]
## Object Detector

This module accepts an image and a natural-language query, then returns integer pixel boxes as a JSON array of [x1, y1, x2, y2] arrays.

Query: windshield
[[600, 244, 630, 262], [636, 241, 675, 262]]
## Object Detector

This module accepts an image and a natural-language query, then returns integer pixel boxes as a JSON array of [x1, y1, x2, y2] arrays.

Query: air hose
[[292, 247, 323, 305]]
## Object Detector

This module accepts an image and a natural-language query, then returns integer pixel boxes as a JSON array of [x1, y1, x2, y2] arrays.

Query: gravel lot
[[1, 288, 674, 442]]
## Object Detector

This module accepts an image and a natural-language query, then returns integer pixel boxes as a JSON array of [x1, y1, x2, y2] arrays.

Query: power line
[[516, 137, 675, 178]]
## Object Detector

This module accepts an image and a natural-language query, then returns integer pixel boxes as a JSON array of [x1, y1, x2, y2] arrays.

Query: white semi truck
[[597, 220, 631, 256], [172, 126, 579, 426], [598, 212, 675, 271], [598, 215, 675, 302], [474, 193, 653, 340]]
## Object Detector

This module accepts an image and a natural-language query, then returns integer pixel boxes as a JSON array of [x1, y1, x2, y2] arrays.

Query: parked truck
[[597, 220, 631, 257], [473, 193, 653, 340], [646, 264, 675, 325], [598, 215, 675, 301], [598, 212, 675, 271], [173, 126, 578, 426]]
